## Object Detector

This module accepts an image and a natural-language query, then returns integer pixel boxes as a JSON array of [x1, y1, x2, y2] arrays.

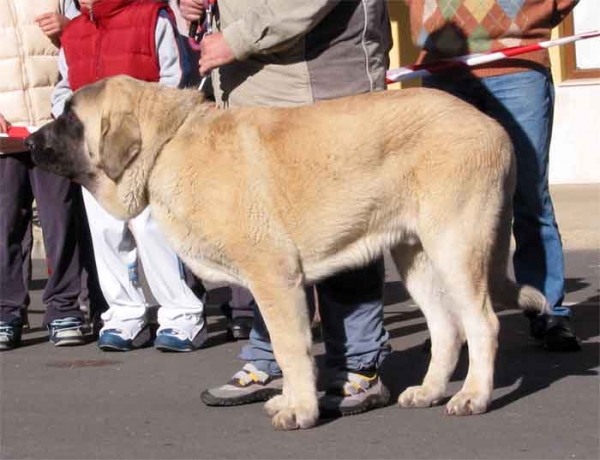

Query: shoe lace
[[327, 370, 378, 396], [230, 364, 273, 387], [0, 322, 14, 337], [49, 317, 82, 332]]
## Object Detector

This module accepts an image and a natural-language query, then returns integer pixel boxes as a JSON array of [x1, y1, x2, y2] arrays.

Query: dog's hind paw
[[445, 391, 489, 416], [398, 385, 442, 408]]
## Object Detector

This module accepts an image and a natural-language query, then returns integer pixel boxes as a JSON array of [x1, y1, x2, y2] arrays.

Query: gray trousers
[[0, 152, 83, 326], [240, 259, 391, 375]]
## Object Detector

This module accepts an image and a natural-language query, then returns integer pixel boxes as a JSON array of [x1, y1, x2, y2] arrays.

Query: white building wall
[[549, 80, 600, 184], [549, 2, 599, 185]]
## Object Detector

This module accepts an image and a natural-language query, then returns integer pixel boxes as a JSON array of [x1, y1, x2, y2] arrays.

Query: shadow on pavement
[[492, 296, 599, 411], [564, 276, 591, 294], [378, 294, 599, 411], [22, 263, 599, 412]]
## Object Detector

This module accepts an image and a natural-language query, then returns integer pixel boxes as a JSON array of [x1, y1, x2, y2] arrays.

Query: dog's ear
[[99, 111, 141, 181]]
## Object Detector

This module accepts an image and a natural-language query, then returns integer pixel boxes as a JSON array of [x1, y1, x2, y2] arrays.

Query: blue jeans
[[423, 69, 569, 316], [240, 259, 391, 376]]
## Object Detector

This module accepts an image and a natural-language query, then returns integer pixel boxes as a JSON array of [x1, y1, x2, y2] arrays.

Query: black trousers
[[0, 152, 83, 326]]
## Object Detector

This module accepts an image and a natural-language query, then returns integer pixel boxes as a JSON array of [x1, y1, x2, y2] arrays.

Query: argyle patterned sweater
[[406, 0, 579, 78]]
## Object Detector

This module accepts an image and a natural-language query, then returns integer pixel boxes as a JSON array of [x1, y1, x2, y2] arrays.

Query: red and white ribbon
[[386, 30, 600, 84], [0, 126, 36, 138]]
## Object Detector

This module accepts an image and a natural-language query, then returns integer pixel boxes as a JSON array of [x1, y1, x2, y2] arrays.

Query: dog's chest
[[150, 200, 245, 286]]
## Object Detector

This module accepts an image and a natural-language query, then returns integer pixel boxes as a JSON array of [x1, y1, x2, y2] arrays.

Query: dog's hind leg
[[392, 244, 463, 409], [427, 235, 500, 416], [246, 265, 318, 430]]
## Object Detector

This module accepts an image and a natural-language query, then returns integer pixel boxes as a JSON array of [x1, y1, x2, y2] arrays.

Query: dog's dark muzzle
[[25, 130, 78, 180]]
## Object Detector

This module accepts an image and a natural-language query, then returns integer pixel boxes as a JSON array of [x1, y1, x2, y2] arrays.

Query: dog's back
[[197, 89, 514, 282]]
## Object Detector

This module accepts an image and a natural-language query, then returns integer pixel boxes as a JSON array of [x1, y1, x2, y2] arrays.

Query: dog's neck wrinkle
[[116, 90, 205, 216], [118, 161, 149, 217]]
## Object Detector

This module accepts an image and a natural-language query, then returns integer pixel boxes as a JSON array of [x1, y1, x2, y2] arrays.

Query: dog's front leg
[[249, 273, 318, 430]]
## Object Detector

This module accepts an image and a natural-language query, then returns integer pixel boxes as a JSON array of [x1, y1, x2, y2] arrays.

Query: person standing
[[404, 0, 581, 351], [179, 0, 393, 416], [0, 0, 86, 350], [52, 0, 208, 352]]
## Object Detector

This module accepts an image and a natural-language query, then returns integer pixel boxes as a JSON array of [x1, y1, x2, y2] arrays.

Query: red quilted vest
[[61, 0, 173, 91]]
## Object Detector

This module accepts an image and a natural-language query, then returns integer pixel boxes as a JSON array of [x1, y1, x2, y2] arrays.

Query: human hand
[[35, 12, 70, 39], [179, 0, 204, 23], [199, 33, 235, 75], [0, 113, 11, 134]]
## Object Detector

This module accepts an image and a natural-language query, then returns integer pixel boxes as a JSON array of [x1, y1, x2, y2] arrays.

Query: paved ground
[[1, 185, 598, 460]]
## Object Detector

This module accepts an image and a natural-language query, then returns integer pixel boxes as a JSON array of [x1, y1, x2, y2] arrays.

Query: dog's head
[[27, 75, 202, 219]]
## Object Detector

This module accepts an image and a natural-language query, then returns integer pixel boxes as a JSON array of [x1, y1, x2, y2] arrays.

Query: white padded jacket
[[0, 0, 76, 134]]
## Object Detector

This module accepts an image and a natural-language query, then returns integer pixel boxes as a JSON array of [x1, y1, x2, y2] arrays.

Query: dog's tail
[[494, 280, 551, 316]]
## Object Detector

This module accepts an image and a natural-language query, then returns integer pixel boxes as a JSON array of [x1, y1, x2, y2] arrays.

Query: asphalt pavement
[[1, 185, 598, 460]]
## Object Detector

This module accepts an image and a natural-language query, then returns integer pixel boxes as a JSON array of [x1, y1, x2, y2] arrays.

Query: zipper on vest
[[93, 8, 102, 80], [96, 32, 103, 78]]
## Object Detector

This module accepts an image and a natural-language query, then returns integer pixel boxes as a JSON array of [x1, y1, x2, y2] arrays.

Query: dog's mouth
[[29, 145, 73, 177], [28, 145, 94, 189], [27, 142, 57, 169], [29, 145, 53, 163]]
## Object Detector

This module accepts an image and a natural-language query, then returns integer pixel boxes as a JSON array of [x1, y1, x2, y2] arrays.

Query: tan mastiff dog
[[27, 75, 548, 430]]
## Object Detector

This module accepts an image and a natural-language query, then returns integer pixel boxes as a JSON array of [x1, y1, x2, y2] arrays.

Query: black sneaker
[[319, 369, 390, 417], [230, 317, 253, 340], [48, 317, 86, 346], [220, 302, 253, 341], [529, 314, 581, 352], [0, 318, 23, 351], [200, 363, 283, 406]]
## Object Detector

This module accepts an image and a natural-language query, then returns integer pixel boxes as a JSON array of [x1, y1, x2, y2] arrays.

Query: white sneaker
[[155, 311, 207, 352], [97, 308, 150, 351]]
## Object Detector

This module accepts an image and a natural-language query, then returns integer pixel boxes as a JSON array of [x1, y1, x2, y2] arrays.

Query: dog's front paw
[[398, 385, 442, 408], [272, 409, 302, 430], [445, 390, 489, 416], [268, 400, 319, 430], [264, 394, 287, 417]]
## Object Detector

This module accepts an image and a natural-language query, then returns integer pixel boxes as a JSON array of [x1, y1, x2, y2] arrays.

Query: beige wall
[[388, 2, 420, 90]]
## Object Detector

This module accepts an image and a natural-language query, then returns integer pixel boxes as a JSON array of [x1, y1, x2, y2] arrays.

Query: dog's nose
[[24, 136, 36, 151]]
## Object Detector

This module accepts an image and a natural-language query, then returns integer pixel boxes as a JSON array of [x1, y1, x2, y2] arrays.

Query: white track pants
[[82, 189, 204, 324]]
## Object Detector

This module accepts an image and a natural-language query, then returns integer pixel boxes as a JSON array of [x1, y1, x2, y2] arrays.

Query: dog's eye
[[63, 109, 77, 124]]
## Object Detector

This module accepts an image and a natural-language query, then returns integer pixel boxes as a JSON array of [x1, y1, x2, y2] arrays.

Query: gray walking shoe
[[319, 369, 390, 417], [201, 363, 283, 406]]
